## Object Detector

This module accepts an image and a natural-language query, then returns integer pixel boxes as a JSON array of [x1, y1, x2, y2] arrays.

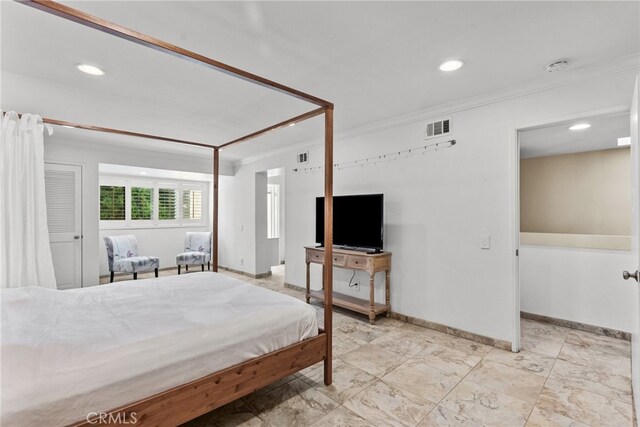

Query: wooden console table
[[305, 246, 391, 324]]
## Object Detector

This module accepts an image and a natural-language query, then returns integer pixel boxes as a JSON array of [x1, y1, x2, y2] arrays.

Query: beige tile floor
[[104, 266, 634, 426]]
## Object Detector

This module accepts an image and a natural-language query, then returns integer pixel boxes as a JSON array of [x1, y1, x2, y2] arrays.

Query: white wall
[[520, 245, 635, 331], [43, 136, 232, 286], [220, 69, 638, 343], [255, 171, 269, 275]]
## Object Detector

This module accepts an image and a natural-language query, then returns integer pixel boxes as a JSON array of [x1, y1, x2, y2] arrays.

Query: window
[[131, 187, 154, 220], [99, 177, 207, 228], [100, 186, 125, 220], [158, 188, 178, 220], [267, 184, 279, 238], [183, 189, 202, 221]]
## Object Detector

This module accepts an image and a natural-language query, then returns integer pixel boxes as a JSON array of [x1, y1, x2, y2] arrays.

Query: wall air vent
[[425, 117, 451, 140], [296, 151, 309, 164]]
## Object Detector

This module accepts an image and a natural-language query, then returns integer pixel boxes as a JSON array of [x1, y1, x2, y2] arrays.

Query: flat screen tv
[[316, 194, 384, 251]]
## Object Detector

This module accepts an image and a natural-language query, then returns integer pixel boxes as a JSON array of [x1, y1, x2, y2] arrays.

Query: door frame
[[45, 160, 84, 287], [508, 105, 630, 352]]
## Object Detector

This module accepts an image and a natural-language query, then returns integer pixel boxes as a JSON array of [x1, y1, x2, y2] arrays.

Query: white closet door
[[45, 163, 82, 289]]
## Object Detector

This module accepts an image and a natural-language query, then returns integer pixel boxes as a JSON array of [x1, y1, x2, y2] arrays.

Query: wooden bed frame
[[14, 1, 335, 425]]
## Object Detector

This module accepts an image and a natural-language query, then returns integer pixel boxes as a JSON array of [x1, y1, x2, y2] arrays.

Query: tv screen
[[316, 194, 384, 250]]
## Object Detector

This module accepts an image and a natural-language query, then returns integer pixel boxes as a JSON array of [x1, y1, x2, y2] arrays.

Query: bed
[[1, 273, 321, 426], [7, 1, 335, 425]]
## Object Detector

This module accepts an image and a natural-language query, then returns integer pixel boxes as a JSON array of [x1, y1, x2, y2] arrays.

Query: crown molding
[[236, 53, 640, 167]]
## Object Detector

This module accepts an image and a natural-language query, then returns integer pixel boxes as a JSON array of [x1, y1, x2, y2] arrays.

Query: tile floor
[[104, 266, 634, 426]]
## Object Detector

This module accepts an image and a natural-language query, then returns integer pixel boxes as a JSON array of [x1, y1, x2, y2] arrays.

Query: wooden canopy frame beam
[[36, 116, 216, 149], [218, 107, 326, 149], [13, 1, 334, 424]]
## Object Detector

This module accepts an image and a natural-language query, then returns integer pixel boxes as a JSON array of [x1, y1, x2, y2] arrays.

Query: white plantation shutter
[[99, 185, 125, 221], [45, 169, 76, 233], [131, 187, 153, 220], [158, 188, 178, 220], [183, 189, 202, 220]]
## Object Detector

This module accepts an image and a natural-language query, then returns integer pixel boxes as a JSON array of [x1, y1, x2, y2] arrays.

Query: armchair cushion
[[176, 252, 210, 266], [114, 256, 160, 273]]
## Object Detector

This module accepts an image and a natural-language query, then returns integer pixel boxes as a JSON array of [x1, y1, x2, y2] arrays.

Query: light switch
[[481, 235, 491, 250]]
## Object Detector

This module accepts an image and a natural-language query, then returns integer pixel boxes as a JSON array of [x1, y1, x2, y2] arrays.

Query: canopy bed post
[[323, 107, 333, 386], [213, 147, 219, 272]]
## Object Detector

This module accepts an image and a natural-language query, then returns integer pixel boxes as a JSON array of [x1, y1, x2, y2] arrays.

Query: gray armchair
[[176, 232, 212, 274], [103, 235, 159, 282]]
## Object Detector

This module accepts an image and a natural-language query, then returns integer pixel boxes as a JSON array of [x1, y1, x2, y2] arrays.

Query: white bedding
[[1, 272, 318, 426]]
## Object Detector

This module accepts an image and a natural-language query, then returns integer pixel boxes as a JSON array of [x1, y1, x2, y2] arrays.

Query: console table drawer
[[331, 254, 346, 266], [306, 250, 347, 266], [346, 255, 369, 269], [306, 250, 324, 263]]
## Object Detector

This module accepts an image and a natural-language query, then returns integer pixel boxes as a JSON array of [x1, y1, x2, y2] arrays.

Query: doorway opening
[[268, 168, 285, 280], [255, 167, 286, 282], [516, 112, 634, 353]]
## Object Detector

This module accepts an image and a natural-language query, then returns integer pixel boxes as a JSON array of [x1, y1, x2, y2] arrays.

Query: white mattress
[[1, 272, 318, 426]]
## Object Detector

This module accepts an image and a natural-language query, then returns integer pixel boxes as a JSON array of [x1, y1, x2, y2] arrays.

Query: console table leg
[[385, 269, 391, 318], [305, 262, 311, 304], [369, 273, 375, 324]]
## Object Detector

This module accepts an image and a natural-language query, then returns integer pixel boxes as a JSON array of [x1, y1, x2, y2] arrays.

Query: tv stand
[[304, 246, 391, 324]]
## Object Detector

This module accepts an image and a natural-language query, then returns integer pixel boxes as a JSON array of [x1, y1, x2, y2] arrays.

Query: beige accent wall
[[520, 147, 631, 239]]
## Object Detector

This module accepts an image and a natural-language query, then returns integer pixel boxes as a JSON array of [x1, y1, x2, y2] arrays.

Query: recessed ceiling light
[[569, 123, 591, 131], [77, 64, 105, 76], [618, 137, 631, 147], [61, 125, 74, 129], [139, 172, 148, 175], [439, 59, 464, 72], [288, 123, 296, 127]]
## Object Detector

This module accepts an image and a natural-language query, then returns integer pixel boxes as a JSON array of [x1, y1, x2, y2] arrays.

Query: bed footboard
[[72, 331, 327, 427]]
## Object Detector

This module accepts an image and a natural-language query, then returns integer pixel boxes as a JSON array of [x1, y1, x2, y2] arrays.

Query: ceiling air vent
[[296, 151, 309, 164], [425, 117, 451, 140]]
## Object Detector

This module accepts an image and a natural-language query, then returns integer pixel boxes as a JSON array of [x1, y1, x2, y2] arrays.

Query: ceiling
[[520, 113, 630, 158], [2, 1, 639, 161]]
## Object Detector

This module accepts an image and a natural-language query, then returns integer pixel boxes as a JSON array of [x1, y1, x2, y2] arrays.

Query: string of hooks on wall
[[292, 139, 456, 173]]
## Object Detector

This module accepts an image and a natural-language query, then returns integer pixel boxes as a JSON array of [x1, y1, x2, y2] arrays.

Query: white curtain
[[0, 112, 57, 289]]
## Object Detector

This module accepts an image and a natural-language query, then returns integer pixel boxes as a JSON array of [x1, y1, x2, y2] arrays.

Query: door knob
[[73, 235, 80, 240], [623, 270, 639, 282]]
